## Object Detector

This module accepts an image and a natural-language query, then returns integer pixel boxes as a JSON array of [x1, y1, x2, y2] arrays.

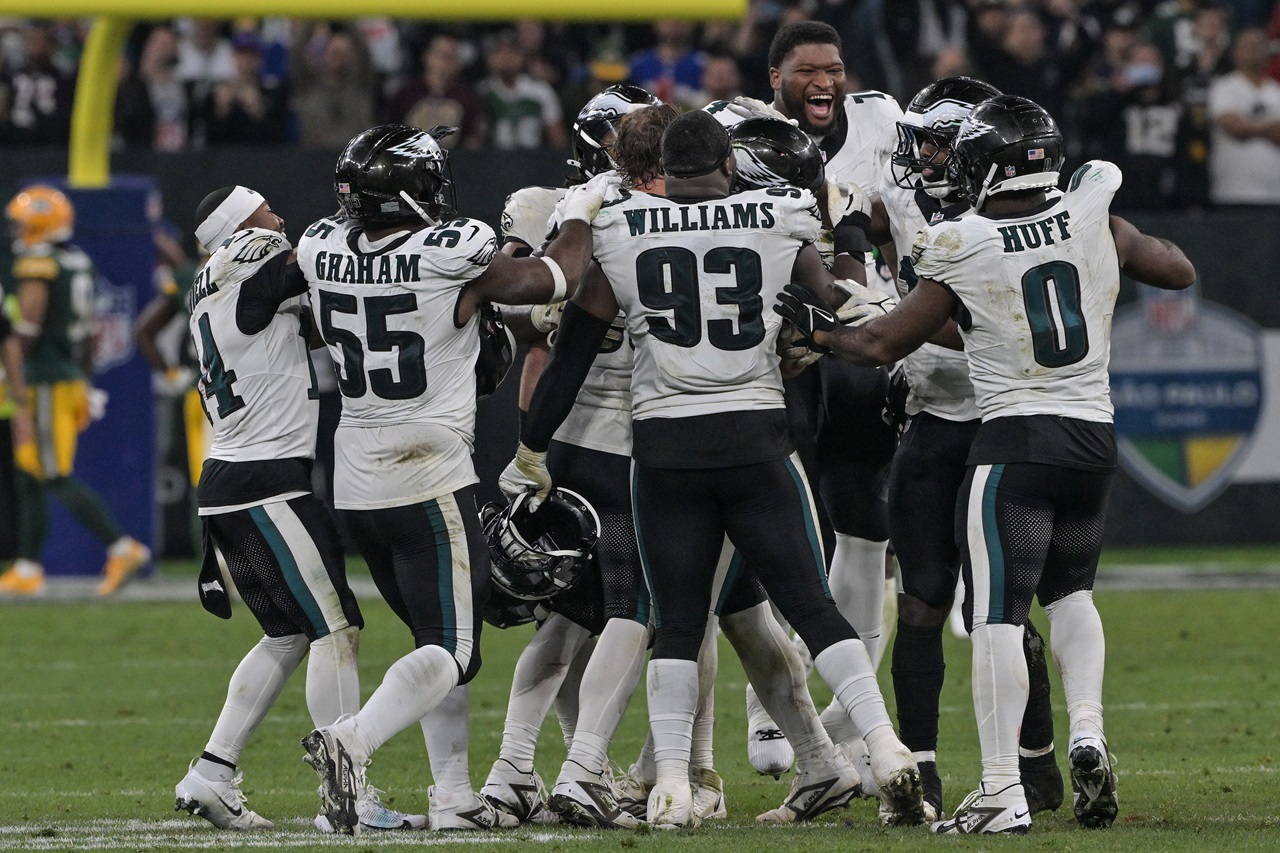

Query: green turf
[[0, 588, 1277, 851]]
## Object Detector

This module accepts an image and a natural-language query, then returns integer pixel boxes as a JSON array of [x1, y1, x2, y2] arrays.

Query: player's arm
[[15, 277, 48, 352], [1109, 216, 1196, 291], [133, 294, 179, 372], [236, 254, 309, 335], [790, 242, 843, 306]]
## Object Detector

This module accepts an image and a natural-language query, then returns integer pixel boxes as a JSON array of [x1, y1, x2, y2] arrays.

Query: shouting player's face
[[771, 43, 846, 136]]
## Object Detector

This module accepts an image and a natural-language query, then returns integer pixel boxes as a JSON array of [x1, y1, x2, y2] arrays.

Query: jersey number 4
[[635, 246, 764, 351], [318, 291, 427, 399], [1020, 260, 1089, 367]]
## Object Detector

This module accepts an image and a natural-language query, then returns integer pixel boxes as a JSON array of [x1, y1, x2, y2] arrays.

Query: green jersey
[[13, 242, 96, 384]]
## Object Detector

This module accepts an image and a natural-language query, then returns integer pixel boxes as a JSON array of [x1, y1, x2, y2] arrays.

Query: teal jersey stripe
[[783, 456, 831, 599], [422, 500, 457, 654], [981, 464, 1007, 623], [249, 505, 329, 638], [714, 550, 746, 614], [630, 467, 661, 628]]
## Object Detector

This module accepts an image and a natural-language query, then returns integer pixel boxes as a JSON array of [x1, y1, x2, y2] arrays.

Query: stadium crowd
[[1, 0, 1279, 206]]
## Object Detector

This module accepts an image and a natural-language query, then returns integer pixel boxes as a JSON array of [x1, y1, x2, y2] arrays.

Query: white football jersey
[[878, 160, 979, 422], [911, 160, 1124, 423], [821, 92, 904, 202], [501, 185, 566, 251], [592, 187, 822, 420], [188, 228, 317, 463], [297, 215, 497, 508]]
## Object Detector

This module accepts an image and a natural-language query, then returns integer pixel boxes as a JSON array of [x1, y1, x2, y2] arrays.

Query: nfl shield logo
[[94, 275, 136, 373], [1110, 285, 1264, 512], [1004, 165, 1017, 177]]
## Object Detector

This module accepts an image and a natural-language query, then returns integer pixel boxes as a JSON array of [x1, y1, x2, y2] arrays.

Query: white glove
[[558, 170, 625, 224], [834, 280, 898, 327], [87, 387, 109, 421], [825, 180, 871, 225], [730, 95, 794, 123], [155, 366, 196, 397], [498, 442, 552, 511], [777, 322, 824, 371], [530, 301, 566, 335]]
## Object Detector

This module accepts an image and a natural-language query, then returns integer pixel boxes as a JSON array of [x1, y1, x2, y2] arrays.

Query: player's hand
[[833, 280, 898, 326], [530, 300, 566, 335], [729, 96, 794, 124], [826, 180, 870, 224], [87, 387, 109, 422], [8, 407, 32, 448], [156, 366, 196, 397], [773, 283, 837, 348], [559, 170, 624, 224], [777, 322, 823, 377], [498, 443, 552, 511]]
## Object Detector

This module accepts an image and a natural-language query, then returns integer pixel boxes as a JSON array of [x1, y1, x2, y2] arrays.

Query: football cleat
[[756, 753, 860, 824], [174, 761, 274, 831], [838, 742, 879, 799], [748, 727, 794, 779], [0, 563, 45, 597], [919, 759, 944, 821], [1021, 751, 1065, 814], [647, 779, 700, 830], [301, 727, 364, 835], [549, 760, 641, 829], [314, 785, 427, 832], [690, 766, 727, 820], [614, 763, 652, 819], [1068, 734, 1118, 829], [931, 782, 1031, 835], [869, 739, 926, 826], [429, 786, 519, 831], [97, 538, 150, 596], [481, 758, 554, 824]]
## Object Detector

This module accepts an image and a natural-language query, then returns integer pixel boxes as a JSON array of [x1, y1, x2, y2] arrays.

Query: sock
[[813, 638, 892, 742], [306, 626, 361, 727], [647, 659, 699, 786], [635, 731, 656, 783], [722, 602, 834, 772], [341, 644, 460, 762], [1043, 590, 1106, 740], [498, 614, 591, 769], [14, 471, 47, 561], [744, 683, 780, 734], [819, 696, 860, 746], [890, 620, 946, 753], [555, 635, 595, 752], [195, 751, 236, 782], [691, 618, 718, 770], [972, 623, 1028, 789], [564, 619, 648, 774], [876, 575, 898, 671], [205, 634, 308, 766], [826, 534, 889, 662], [45, 475, 124, 545], [1019, 619, 1055, 753], [422, 685, 472, 791]]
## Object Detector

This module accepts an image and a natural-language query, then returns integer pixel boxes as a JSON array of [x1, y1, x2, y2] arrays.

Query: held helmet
[[335, 124, 457, 228], [6, 185, 74, 248], [892, 76, 1002, 199], [475, 302, 515, 400], [482, 586, 547, 629], [570, 84, 662, 182], [729, 116, 826, 195], [948, 94, 1064, 211], [482, 488, 599, 601]]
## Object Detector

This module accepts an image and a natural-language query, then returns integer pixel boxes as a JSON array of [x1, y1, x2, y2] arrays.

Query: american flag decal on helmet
[[1027, 148, 1045, 160], [337, 182, 351, 193]]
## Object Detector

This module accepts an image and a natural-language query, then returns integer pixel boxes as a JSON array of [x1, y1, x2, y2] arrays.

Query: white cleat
[[481, 758, 554, 824], [755, 752, 860, 824], [869, 738, 925, 826], [931, 782, 1031, 835], [1068, 734, 1119, 829], [315, 785, 427, 832], [429, 786, 519, 830], [548, 760, 641, 829], [614, 763, 652, 819], [690, 766, 727, 820], [174, 762, 274, 831], [748, 727, 795, 779], [647, 779, 700, 830], [301, 727, 364, 835]]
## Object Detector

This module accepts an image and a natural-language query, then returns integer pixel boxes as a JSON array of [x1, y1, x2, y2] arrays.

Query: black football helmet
[[482, 586, 546, 629], [482, 488, 599, 601], [730, 116, 826, 195], [892, 76, 1002, 198], [475, 302, 515, 400], [570, 85, 662, 182], [335, 124, 457, 228], [949, 95, 1064, 210]]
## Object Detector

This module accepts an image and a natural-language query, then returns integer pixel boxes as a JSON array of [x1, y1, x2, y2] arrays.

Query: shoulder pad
[[1066, 160, 1123, 196], [221, 228, 290, 265]]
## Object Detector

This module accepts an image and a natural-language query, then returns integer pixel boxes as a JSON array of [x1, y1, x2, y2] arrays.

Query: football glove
[[87, 387, 109, 422], [825, 180, 871, 225], [558, 170, 625, 224], [777, 322, 824, 372], [834, 280, 898, 326], [773, 283, 838, 348], [498, 442, 553, 512], [530, 300, 566, 335], [724, 96, 796, 124], [882, 363, 910, 434], [156, 366, 196, 397]]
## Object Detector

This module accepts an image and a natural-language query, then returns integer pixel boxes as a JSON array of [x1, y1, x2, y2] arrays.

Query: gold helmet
[[6, 185, 74, 248]]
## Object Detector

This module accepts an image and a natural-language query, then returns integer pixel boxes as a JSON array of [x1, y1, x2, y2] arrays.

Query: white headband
[[196, 186, 263, 252]]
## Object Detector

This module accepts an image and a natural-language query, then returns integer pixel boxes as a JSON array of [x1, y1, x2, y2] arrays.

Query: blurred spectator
[[388, 33, 487, 149], [1270, 3, 1280, 82], [175, 19, 234, 146], [291, 24, 375, 150], [932, 45, 971, 80], [515, 19, 570, 91], [558, 48, 629, 132], [969, 5, 1095, 123], [629, 20, 706, 108], [1178, 1, 1233, 80], [0, 21, 74, 146], [1208, 28, 1280, 205], [130, 25, 190, 151], [204, 32, 289, 145], [1084, 41, 1188, 208], [479, 31, 567, 149], [1145, 0, 1201, 71], [697, 54, 743, 104], [1087, 5, 1143, 92], [1175, 2, 1234, 205], [882, 0, 968, 104]]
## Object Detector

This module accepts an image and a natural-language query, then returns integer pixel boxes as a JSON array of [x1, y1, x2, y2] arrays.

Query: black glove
[[882, 363, 910, 434], [773, 283, 838, 349]]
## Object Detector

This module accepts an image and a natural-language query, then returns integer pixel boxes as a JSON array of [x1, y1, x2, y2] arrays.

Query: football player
[[860, 75, 1066, 824], [0, 186, 150, 597], [177, 186, 420, 833], [503, 110, 925, 829], [297, 124, 614, 834], [775, 95, 1196, 834]]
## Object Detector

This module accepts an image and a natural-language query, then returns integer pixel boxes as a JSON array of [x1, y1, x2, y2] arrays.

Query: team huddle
[[173, 20, 1196, 838]]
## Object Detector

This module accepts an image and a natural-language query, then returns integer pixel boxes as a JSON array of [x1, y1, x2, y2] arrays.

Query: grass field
[[1, 562, 1277, 851]]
